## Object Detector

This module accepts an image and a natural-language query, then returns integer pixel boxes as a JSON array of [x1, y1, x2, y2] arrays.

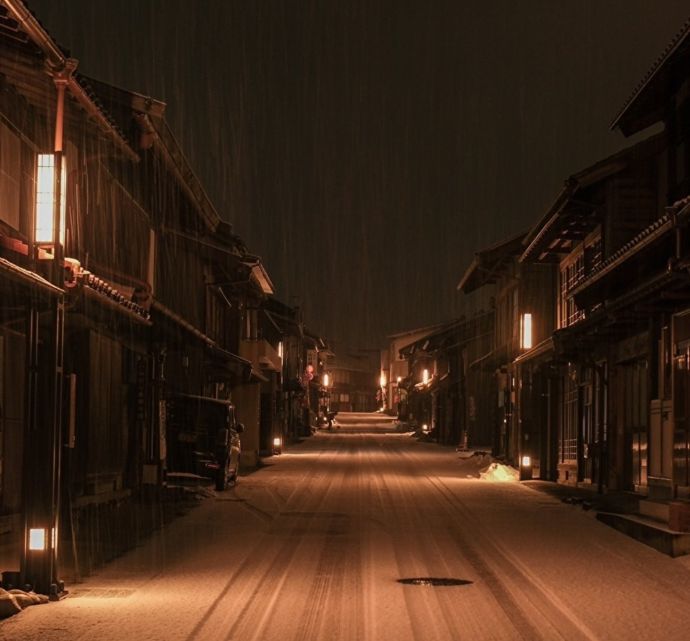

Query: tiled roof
[[611, 17, 690, 131]]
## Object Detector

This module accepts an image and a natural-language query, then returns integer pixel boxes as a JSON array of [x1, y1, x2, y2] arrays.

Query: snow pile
[[479, 462, 519, 482], [0, 588, 48, 619]]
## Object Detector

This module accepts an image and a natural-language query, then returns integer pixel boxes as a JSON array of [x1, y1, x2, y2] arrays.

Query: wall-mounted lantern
[[34, 153, 66, 250], [520, 313, 533, 350]]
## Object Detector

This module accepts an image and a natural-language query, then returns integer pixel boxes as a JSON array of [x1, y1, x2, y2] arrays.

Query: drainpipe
[[3, 0, 138, 162], [51, 71, 70, 283]]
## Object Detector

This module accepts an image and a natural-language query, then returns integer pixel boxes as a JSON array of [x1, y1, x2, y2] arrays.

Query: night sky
[[28, 1, 690, 349]]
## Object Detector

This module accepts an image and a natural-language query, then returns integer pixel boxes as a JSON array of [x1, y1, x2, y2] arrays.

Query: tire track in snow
[[423, 471, 599, 641], [374, 437, 471, 641], [182, 442, 342, 641], [389, 442, 556, 640], [290, 438, 365, 641]]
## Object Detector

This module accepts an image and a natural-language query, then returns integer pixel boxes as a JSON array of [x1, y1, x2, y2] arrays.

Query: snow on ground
[[3, 414, 690, 641]]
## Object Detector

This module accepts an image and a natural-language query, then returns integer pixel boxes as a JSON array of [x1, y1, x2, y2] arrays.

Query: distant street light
[[379, 373, 387, 410], [520, 455, 533, 481], [273, 437, 282, 455]]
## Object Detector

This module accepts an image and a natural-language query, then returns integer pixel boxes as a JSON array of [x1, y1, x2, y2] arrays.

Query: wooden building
[[458, 233, 556, 466]]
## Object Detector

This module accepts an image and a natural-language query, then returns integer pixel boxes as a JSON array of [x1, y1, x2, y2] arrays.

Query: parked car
[[166, 394, 244, 490]]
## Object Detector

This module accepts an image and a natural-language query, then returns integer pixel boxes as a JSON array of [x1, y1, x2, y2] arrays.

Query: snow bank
[[479, 462, 519, 482], [0, 588, 48, 620], [456, 451, 519, 482]]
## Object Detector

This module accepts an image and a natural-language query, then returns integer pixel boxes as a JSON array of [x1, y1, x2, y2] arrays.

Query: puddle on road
[[398, 577, 473, 587]]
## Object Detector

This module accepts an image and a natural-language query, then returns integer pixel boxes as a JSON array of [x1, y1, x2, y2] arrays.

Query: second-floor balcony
[[240, 337, 282, 374]]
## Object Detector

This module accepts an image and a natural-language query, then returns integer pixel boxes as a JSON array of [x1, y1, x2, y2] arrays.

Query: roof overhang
[[521, 135, 665, 263], [611, 19, 690, 136], [0, 256, 62, 295], [0, 1, 138, 161], [457, 232, 526, 293]]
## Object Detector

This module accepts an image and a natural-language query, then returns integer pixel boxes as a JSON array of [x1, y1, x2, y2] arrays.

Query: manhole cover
[[70, 588, 136, 599], [398, 578, 473, 587]]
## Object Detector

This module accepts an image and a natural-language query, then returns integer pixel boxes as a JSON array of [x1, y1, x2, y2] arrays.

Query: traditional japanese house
[[264, 298, 308, 440], [521, 132, 670, 492], [382, 322, 449, 417], [236, 269, 282, 462], [551, 19, 690, 514], [0, 0, 149, 592], [458, 233, 555, 467], [325, 346, 377, 414], [397, 313, 494, 447], [84, 80, 281, 471]]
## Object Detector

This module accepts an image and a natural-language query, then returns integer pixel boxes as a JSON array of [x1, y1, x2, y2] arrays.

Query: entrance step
[[638, 499, 671, 523], [596, 511, 690, 557]]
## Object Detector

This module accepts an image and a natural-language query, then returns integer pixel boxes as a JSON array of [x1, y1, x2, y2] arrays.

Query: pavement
[[2, 413, 690, 641]]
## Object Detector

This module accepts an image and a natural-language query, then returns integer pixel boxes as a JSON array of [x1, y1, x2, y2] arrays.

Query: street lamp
[[520, 455, 533, 481], [272, 436, 282, 455], [379, 372, 387, 411]]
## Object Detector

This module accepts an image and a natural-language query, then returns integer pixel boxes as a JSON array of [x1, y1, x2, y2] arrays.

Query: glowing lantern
[[34, 153, 66, 247], [28, 528, 47, 551], [520, 313, 533, 350]]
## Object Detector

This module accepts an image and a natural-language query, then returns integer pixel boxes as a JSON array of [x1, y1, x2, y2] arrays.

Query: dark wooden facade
[[0, 0, 320, 592]]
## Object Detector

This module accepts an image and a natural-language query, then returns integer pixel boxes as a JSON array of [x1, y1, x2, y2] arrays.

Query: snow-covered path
[[3, 423, 690, 641]]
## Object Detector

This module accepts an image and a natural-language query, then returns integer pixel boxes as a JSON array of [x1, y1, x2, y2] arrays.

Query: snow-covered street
[[3, 414, 690, 641]]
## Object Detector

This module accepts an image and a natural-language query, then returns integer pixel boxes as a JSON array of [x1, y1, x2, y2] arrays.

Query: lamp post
[[379, 372, 387, 411], [21, 77, 68, 598], [321, 373, 331, 420]]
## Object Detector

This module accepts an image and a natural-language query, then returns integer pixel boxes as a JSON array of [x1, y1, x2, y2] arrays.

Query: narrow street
[[3, 413, 690, 641]]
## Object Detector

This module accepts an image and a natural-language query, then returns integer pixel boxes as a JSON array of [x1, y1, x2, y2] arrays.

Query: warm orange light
[[520, 313, 533, 350], [379, 373, 387, 388], [422, 369, 429, 384], [323, 373, 330, 387], [273, 437, 282, 448], [397, 376, 402, 384], [28, 528, 46, 551], [35, 153, 66, 246], [521, 455, 531, 467], [278, 341, 284, 360]]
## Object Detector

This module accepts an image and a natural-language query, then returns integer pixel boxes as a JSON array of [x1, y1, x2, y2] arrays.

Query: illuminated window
[[34, 153, 66, 245], [520, 313, 533, 350]]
